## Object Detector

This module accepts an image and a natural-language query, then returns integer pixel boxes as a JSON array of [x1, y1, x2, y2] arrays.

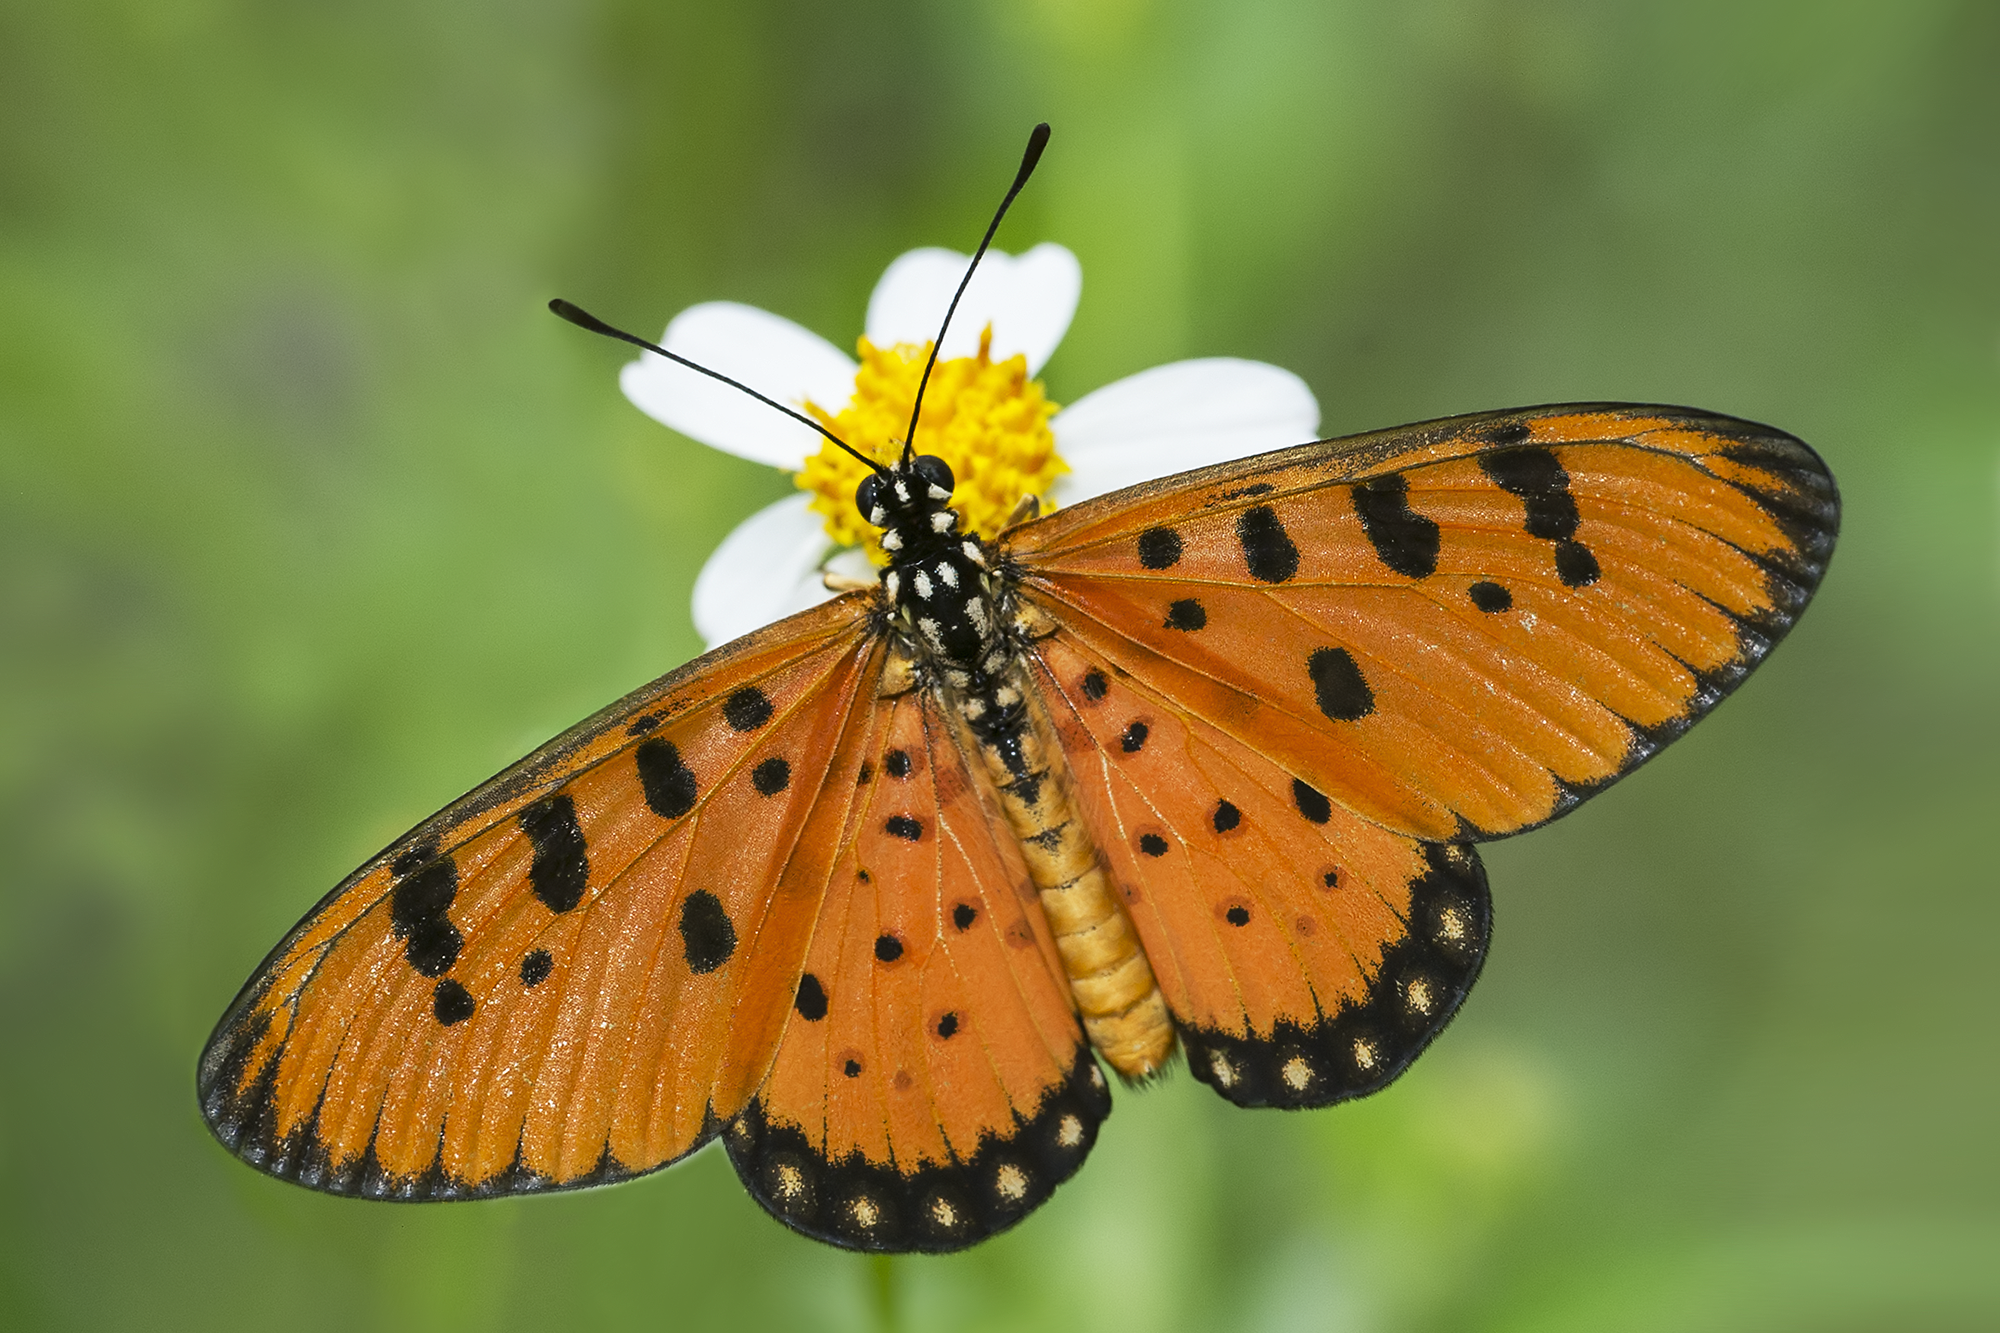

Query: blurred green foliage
[[3, 1, 1997, 1330]]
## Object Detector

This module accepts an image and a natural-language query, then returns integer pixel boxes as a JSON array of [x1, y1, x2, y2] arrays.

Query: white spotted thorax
[[861, 451, 1178, 1079]]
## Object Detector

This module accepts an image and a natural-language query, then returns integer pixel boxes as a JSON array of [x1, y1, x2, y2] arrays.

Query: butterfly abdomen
[[961, 684, 1175, 1079]]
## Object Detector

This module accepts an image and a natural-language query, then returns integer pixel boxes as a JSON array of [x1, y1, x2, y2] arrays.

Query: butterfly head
[[856, 454, 961, 548]]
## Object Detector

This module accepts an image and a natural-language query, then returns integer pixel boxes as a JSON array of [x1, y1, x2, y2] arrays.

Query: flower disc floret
[[798, 328, 1065, 559]]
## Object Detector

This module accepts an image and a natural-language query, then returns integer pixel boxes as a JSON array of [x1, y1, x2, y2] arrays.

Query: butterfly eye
[[913, 455, 955, 495], [855, 472, 887, 523]]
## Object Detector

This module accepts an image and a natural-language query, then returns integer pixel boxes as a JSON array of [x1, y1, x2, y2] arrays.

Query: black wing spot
[[1555, 539, 1600, 587], [795, 973, 828, 1021], [885, 815, 923, 841], [723, 687, 774, 732], [1081, 670, 1108, 701], [391, 857, 461, 977], [519, 949, 553, 988], [1225, 905, 1250, 927], [391, 842, 437, 878], [1165, 599, 1207, 631], [390, 857, 455, 933], [401, 917, 462, 979], [1220, 483, 1275, 499], [1479, 446, 1579, 541], [520, 792, 589, 914], [1137, 527, 1183, 569], [844, 1058, 863, 1078], [1120, 721, 1148, 754], [432, 979, 475, 1026], [1483, 420, 1532, 445], [1236, 505, 1300, 583], [857, 759, 875, 785], [1292, 778, 1332, 824], [935, 1012, 959, 1039], [636, 738, 698, 819], [953, 902, 977, 931], [752, 756, 791, 795], [1468, 581, 1513, 613], [1307, 647, 1374, 722], [679, 890, 737, 974], [885, 749, 912, 778], [1479, 447, 1604, 587], [1138, 833, 1169, 858], [1352, 474, 1440, 578], [624, 713, 661, 737], [1212, 800, 1241, 832], [1322, 869, 1341, 888], [875, 934, 905, 963]]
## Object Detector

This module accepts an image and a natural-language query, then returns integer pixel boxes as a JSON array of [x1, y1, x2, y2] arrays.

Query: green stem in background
[[871, 1253, 899, 1332]]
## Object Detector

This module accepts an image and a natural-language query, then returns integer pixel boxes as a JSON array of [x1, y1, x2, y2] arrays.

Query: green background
[[4, 2, 1995, 1329]]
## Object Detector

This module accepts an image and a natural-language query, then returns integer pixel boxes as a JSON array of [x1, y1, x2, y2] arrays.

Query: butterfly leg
[[1000, 494, 1041, 532]]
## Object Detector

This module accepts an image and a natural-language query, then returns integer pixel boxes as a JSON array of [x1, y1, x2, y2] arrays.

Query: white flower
[[621, 243, 1320, 648]]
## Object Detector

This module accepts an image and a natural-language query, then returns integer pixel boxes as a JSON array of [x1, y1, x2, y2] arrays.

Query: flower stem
[[870, 1253, 899, 1333]]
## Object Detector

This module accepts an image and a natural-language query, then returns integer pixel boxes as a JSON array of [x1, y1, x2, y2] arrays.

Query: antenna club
[[902, 121, 1053, 462], [1019, 123, 1050, 179], [549, 298, 611, 336]]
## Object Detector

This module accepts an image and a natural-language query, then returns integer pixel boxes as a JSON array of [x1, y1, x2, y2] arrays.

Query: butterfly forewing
[[199, 596, 884, 1197], [1005, 404, 1837, 842], [728, 683, 1109, 1252]]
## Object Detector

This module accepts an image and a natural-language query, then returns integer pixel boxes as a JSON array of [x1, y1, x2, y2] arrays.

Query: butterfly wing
[[198, 596, 891, 1197], [1023, 630, 1489, 1107], [1005, 404, 1838, 842], [1003, 404, 1835, 1103], [726, 674, 1109, 1251]]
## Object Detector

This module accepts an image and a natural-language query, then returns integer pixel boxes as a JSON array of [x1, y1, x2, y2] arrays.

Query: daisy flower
[[621, 243, 1321, 648]]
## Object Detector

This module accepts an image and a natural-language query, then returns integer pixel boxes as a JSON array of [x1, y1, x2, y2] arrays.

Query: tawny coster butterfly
[[198, 124, 1839, 1252]]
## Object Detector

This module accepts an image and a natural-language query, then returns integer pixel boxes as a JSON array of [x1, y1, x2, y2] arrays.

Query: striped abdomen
[[965, 673, 1174, 1078]]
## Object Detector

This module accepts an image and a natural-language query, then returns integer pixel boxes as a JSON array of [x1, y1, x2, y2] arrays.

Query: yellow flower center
[[796, 327, 1065, 562]]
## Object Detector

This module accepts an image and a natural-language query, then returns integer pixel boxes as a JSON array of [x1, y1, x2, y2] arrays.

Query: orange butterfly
[[198, 125, 1839, 1252]]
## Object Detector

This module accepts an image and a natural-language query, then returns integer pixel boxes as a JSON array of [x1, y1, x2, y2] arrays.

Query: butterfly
[[198, 125, 1839, 1253]]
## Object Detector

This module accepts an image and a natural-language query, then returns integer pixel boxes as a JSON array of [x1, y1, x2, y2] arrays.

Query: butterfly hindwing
[[198, 597, 885, 1197], [728, 681, 1110, 1252], [1006, 404, 1837, 842], [1023, 633, 1491, 1108]]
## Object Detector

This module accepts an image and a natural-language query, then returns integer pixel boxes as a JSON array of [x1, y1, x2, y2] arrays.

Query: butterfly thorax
[[867, 461, 1038, 774], [862, 457, 1177, 1079], [866, 460, 1011, 689]]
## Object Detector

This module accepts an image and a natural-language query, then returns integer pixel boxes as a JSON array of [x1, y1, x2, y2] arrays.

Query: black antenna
[[548, 298, 886, 475], [901, 122, 1051, 465]]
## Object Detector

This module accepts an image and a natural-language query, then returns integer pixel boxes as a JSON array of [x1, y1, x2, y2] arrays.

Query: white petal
[[1049, 359, 1321, 505], [620, 302, 857, 469], [866, 243, 1080, 374], [690, 493, 839, 649]]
